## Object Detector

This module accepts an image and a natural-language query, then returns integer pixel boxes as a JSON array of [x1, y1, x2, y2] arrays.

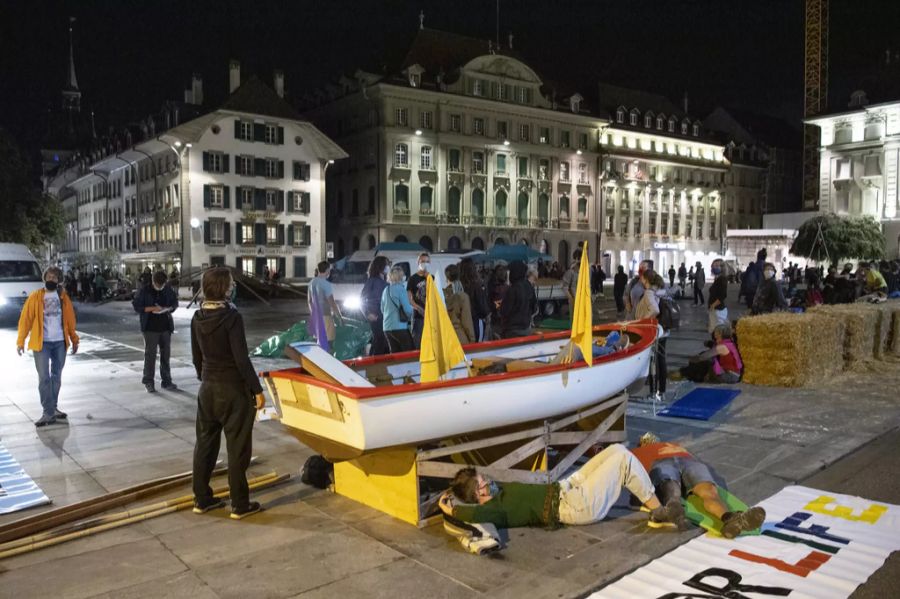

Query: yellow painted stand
[[331, 392, 627, 527]]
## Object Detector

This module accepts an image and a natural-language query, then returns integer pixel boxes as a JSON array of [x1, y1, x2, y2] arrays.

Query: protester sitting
[[499, 261, 535, 339], [381, 266, 415, 353], [444, 264, 476, 345], [750, 262, 786, 314], [857, 261, 888, 298], [632, 433, 765, 539], [678, 323, 743, 384], [361, 256, 390, 355], [438, 444, 684, 552]]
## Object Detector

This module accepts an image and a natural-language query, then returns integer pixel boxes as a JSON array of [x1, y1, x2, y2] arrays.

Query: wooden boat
[[262, 320, 658, 461]]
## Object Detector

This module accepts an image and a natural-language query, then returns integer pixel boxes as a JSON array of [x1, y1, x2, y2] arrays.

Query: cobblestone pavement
[[0, 284, 898, 598]]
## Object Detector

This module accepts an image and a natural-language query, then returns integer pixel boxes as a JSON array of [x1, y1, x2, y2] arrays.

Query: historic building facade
[[594, 85, 731, 274], [806, 95, 900, 257], [62, 72, 346, 280], [304, 28, 605, 264]]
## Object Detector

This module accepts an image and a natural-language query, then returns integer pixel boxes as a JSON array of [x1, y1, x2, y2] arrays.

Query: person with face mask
[[751, 262, 787, 315], [625, 260, 653, 319], [707, 259, 729, 333], [16, 267, 79, 427], [407, 252, 430, 348], [361, 256, 391, 355], [133, 270, 179, 392]]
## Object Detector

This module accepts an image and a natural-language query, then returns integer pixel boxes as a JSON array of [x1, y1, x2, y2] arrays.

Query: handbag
[[390, 290, 409, 323]]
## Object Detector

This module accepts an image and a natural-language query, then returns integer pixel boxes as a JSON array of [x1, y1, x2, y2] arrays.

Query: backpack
[[657, 296, 680, 330], [300, 454, 334, 489]]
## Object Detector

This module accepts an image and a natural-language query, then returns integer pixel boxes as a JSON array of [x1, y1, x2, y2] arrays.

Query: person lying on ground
[[631, 433, 765, 539], [438, 444, 684, 553], [676, 323, 743, 384]]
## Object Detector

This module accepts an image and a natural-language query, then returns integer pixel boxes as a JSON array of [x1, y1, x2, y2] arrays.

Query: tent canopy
[[474, 245, 552, 264]]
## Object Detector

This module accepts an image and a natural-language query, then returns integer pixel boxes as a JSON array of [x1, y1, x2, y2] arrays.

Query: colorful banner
[[0, 442, 50, 514], [591, 485, 899, 599]]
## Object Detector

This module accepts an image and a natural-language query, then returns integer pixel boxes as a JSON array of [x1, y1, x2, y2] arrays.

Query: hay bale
[[736, 312, 844, 387], [893, 310, 900, 356], [809, 304, 882, 362]]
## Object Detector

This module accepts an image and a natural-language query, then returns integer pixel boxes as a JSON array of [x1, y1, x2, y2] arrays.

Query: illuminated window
[[497, 120, 509, 140], [266, 224, 278, 243], [265, 124, 277, 144], [539, 127, 550, 144], [518, 124, 530, 142], [448, 149, 461, 171], [496, 153, 507, 174], [692, 123, 700, 136], [681, 121, 689, 135], [473, 79, 485, 97], [420, 111, 433, 130], [630, 110, 639, 126], [210, 186, 224, 208], [239, 121, 253, 140], [210, 220, 224, 244], [559, 161, 570, 181], [239, 156, 253, 176], [538, 159, 550, 180], [265, 159, 278, 178], [420, 146, 433, 170], [560, 130, 571, 148], [578, 163, 588, 184], [266, 189, 276, 210], [472, 151, 485, 173], [241, 187, 253, 209], [395, 143, 409, 167], [473, 117, 485, 135], [616, 108, 625, 123], [395, 108, 408, 126], [518, 156, 528, 177], [668, 117, 676, 133]]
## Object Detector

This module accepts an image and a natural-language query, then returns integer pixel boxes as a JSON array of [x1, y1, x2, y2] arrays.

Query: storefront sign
[[235, 246, 296, 256], [653, 242, 686, 250]]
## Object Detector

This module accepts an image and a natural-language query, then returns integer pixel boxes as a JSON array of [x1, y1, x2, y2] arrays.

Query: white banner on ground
[[0, 442, 50, 514], [591, 485, 899, 599]]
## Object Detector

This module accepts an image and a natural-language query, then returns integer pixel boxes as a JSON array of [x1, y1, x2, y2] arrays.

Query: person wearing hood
[[444, 264, 476, 345], [499, 261, 535, 339], [707, 259, 729, 334], [133, 270, 179, 393], [636, 270, 669, 400], [751, 262, 787, 315], [190, 268, 265, 520], [16, 267, 79, 427], [740, 248, 767, 307]]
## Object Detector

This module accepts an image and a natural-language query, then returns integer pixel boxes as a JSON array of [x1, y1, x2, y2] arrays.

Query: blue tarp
[[474, 245, 553, 264], [658, 387, 741, 421]]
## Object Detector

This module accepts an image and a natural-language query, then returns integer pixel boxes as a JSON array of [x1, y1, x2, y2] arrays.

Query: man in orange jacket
[[16, 266, 80, 427]]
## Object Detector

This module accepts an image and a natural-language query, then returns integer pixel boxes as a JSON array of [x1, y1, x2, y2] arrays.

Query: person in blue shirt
[[308, 261, 343, 346], [381, 266, 415, 353]]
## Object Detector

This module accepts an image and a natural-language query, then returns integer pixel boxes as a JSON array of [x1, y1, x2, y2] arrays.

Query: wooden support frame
[[331, 392, 628, 527]]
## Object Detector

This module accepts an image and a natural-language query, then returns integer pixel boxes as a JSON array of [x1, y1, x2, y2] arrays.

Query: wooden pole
[[0, 462, 223, 544], [0, 473, 289, 560]]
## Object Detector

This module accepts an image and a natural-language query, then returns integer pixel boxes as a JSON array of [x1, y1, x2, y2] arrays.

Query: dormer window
[[569, 93, 583, 113], [616, 108, 625, 123], [404, 64, 424, 88], [644, 113, 653, 128], [657, 115, 665, 130], [692, 122, 700, 137], [629, 109, 639, 127], [681, 120, 689, 135], [668, 117, 676, 133]]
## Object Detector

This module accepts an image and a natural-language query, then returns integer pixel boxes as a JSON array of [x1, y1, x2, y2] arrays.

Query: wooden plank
[[548, 403, 626, 480], [488, 436, 549, 470], [549, 430, 626, 445], [333, 448, 420, 525], [417, 460, 550, 484]]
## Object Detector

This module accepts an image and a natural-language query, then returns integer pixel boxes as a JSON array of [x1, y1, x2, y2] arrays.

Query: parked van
[[0, 243, 45, 316]]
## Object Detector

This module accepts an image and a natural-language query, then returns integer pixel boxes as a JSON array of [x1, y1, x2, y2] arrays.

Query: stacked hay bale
[[736, 312, 844, 387], [807, 304, 881, 363], [892, 310, 900, 356]]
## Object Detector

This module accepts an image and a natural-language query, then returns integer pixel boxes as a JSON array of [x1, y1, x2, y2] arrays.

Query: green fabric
[[251, 318, 372, 360], [452, 482, 560, 529], [684, 487, 760, 537]]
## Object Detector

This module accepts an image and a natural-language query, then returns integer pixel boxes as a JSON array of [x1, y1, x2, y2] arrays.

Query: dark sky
[[1, 0, 898, 155]]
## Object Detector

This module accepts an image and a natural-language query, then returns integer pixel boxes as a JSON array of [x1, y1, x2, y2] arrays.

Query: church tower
[[61, 17, 81, 118]]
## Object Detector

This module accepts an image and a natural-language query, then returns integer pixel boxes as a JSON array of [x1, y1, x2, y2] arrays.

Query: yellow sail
[[420, 274, 467, 382], [570, 243, 593, 366]]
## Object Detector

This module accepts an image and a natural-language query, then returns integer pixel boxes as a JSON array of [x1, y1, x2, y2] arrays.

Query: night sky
[[2, 0, 898, 157]]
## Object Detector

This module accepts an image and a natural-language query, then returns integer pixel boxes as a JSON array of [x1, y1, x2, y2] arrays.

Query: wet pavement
[[0, 283, 898, 598]]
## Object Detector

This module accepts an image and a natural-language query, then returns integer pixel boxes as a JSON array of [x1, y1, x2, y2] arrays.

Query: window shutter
[[234, 120, 241, 138], [302, 192, 310, 214], [256, 257, 266, 275], [303, 224, 311, 246], [234, 155, 241, 175], [255, 158, 265, 176], [202, 152, 210, 171], [203, 221, 210, 244], [302, 163, 310, 181], [286, 191, 294, 212], [236, 256, 243, 272], [203, 185, 211, 207], [287, 224, 295, 245], [254, 188, 266, 211], [292, 161, 300, 180], [278, 257, 286, 275], [223, 154, 230, 173], [223, 186, 230, 209], [236, 221, 243, 244], [277, 161, 285, 179], [277, 190, 285, 212], [277, 224, 285, 245], [224, 222, 231, 244], [253, 123, 265, 142], [277, 127, 285, 144], [255, 223, 265, 245]]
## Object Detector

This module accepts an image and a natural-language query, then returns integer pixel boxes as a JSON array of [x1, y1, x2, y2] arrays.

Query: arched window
[[472, 188, 485, 219], [419, 235, 433, 251], [538, 193, 550, 222], [366, 234, 376, 249], [448, 187, 461, 221], [367, 186, 375, 215], [494, 237, 507, 246], [420, 145, 433, 170], [495, 189, 508, 219], [447, 236, 462, 251], [616, 107, 625, 123], [559, 194, 570, 219], [394, 184, 409, 211], [577, 196, 588, 219], [657, 114, 665, 130], [394, 234, 408, 242], [419, 186, 433, 213], [517, 192, 529, 223], [394, 143, 408, 167], [472, 236, 485, 250]]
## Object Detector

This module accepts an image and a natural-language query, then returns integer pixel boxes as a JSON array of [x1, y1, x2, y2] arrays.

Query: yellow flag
[[570, 242, 593, 366], [420, 274, 467, 382]]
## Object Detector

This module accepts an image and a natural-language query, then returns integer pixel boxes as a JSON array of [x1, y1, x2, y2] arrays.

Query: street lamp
[[190, 218, 201, 229]]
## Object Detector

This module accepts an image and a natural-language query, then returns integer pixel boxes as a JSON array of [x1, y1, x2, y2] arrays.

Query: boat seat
[[471, 356, 545, 375], [285, 342, 375, 388]]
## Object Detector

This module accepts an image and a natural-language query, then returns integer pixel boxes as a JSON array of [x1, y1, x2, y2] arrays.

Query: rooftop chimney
[[192, 73, 203, 105], [229, 60, 241, 94], [274, 70, 285, 98]]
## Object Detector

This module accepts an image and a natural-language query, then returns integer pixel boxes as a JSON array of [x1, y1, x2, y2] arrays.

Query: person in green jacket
[[440, 444, 683, 535]]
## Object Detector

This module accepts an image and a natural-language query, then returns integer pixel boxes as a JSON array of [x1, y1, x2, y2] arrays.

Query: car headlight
[[0, 295, 7, 306], [343, 296, 362, 311]]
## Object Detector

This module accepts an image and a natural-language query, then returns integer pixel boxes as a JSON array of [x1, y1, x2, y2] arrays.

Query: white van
[[0, 244, 45, 315]]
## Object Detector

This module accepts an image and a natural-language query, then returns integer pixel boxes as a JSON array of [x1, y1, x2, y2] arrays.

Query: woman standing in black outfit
[[190, 267, 265, 520]]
